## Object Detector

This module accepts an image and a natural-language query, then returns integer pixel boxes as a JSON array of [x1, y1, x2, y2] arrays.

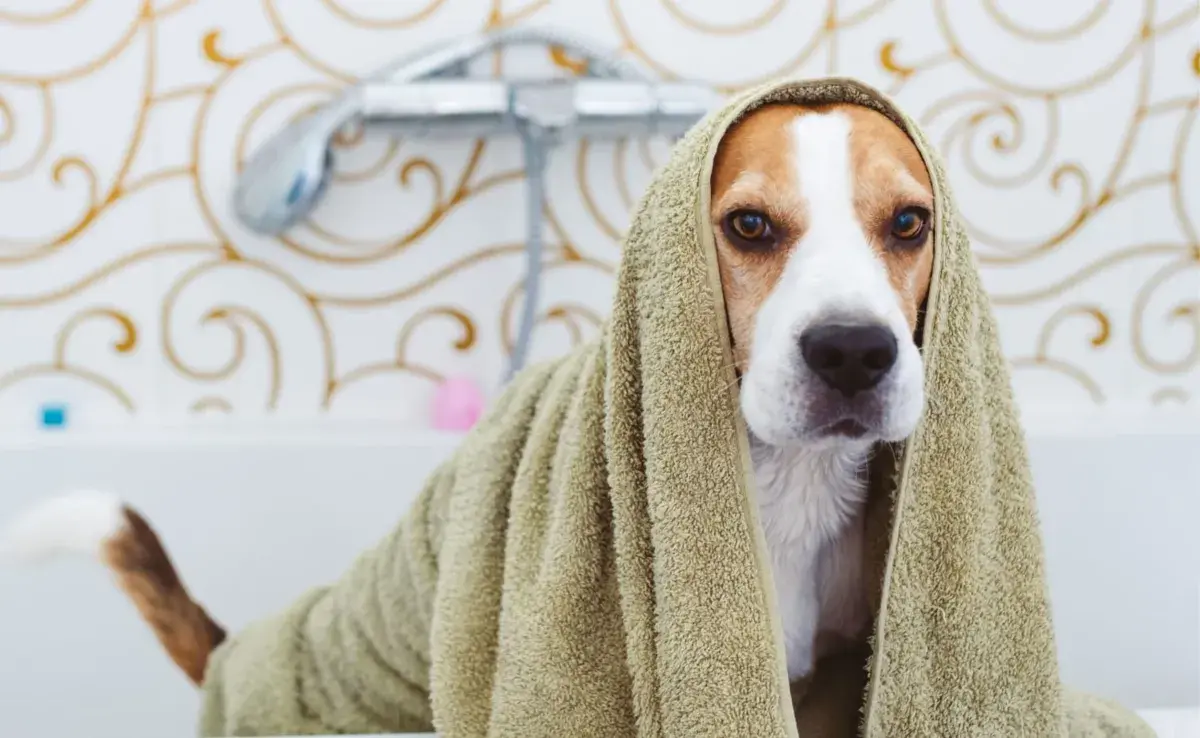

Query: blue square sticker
[[40, 403, 67, 429]]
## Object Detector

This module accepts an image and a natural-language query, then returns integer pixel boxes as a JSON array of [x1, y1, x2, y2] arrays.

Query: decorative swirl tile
[[0, 0, 1195, 428]]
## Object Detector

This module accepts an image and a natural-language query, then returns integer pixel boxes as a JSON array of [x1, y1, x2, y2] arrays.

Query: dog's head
[[710, 103, 935, 450]]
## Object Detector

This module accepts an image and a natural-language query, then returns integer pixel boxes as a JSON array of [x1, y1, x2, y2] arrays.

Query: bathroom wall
[[0, 0, 1196, 431]]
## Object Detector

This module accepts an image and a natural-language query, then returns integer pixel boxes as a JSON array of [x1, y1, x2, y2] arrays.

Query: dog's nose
[[799, 323, 898, 397]]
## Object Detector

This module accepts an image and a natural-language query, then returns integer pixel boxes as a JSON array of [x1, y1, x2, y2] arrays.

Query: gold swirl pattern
[[190, 396, 233, 414], [0, 0, 91, 25], [0, 0, 1195, 427], [317, 0, 449, 30]]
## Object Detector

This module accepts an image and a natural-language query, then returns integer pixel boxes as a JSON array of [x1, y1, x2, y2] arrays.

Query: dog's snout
[[799, 323, 898, 398]]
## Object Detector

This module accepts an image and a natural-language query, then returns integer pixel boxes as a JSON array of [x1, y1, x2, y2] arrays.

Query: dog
[[0, 101, 934, 688], [711, 103, 933, 679]]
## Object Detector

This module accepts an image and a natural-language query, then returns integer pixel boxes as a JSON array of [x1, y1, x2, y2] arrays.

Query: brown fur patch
[[841, 105, 935, 330], [101, 508, 225, 684], [710, 105, 803, 372]]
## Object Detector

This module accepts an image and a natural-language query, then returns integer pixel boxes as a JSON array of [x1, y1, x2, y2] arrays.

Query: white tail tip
[[0, 490, 126, 564]]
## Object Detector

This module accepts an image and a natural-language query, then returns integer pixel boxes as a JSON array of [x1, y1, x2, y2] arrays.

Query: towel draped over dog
[[199, 78, 1153, 737]]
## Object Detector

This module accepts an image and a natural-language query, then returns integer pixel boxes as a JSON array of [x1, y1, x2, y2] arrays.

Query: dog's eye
[[890, 207, 930, 244], [723, 210, 775, 249]]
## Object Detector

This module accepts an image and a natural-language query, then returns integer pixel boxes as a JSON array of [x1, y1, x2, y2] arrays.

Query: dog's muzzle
[[799, 322, 898, 397], [796, 320, 901, 438]]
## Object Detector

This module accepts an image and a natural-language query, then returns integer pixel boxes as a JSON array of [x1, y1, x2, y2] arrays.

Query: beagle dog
[[712, 103, 934, 679], [0, 102, 935, 687]]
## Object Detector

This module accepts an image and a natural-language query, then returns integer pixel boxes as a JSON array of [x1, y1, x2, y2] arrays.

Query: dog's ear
[[913, 297, 929, 349], [722, 300, 740, 375]]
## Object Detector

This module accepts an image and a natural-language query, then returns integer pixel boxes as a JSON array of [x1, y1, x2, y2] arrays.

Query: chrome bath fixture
[[231, 27, 720, 381]]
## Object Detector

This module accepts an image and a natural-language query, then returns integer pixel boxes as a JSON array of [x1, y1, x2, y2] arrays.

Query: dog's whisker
[[705, 374, 744, 405]]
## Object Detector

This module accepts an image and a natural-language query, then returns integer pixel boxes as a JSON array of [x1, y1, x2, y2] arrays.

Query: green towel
[[199, 77, 1153, 738]]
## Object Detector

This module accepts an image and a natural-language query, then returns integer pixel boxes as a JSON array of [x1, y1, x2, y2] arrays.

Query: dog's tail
[[0, 491, 225, 685]]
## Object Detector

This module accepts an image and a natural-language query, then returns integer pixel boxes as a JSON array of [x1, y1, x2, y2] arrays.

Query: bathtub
[[0, 409, 1196, 737], [1138, 708, 1200, 737], [306, 707, 1197, 738]]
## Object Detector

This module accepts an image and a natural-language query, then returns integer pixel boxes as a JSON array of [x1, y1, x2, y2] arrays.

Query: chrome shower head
[[233, 94, 350, 235]]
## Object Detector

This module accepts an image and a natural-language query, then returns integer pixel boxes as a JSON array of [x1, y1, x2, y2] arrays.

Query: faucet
[[232, 27, 719, 380]]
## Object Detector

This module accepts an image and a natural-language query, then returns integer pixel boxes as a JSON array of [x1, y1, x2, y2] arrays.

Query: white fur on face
[[739, 112, 925, 449]]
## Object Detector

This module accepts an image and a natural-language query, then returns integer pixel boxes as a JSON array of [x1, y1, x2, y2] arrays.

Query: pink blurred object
[[431, 376, 486, 431]]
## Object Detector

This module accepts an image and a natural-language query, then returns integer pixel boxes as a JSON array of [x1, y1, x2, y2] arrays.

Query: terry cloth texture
[[199, 77, 1153, 738]]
